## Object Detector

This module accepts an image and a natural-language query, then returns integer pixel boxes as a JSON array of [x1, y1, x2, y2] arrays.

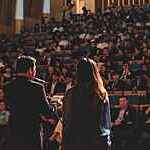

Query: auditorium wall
[[1, 0, 150, 34], [0, 0, 16, 35]]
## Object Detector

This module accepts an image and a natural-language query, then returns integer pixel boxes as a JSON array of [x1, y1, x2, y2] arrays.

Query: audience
[[0, 5, 150, 95], [0, 100, 9, 150]]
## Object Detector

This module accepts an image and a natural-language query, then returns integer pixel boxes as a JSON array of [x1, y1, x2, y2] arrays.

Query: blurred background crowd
[[0, 4, 150, 95]]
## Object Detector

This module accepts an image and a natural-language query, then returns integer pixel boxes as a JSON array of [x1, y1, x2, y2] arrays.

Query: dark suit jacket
[[111, 105, 137, 141], [111, 105, 136, 125], [4, 76, 55, 150]]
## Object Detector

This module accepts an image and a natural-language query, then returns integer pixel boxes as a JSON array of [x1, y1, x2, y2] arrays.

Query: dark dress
[[4, 76, 55, 150], [62, 87, 111, 150]]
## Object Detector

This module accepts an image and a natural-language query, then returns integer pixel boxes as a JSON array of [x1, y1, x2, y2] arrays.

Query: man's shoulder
[[29, 80, 44, 89]]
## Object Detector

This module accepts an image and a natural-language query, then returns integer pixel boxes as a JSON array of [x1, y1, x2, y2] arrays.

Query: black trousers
[[6, 134, 41, 150], [0, 125, 9, 150]]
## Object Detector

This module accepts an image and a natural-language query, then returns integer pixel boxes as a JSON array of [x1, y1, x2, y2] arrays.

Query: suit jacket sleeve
[[38, 84, 56, 117], [62, 88, 73, 145]]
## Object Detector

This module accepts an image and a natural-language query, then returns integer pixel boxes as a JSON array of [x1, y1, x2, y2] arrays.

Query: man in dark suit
[[111, 96, 137, 150], [4, 56, 56, 150]]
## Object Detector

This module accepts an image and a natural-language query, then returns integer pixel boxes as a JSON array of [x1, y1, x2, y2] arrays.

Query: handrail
[[108, 90, 147, 96]]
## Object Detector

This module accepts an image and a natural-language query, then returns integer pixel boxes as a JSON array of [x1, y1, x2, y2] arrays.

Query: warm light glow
[[76, 0, 85, 14]]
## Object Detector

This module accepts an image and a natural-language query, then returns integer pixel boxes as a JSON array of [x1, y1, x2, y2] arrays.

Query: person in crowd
[[65, 74, 73, 92], [112, 96, 136, 126], [107, 72, 123, 91], [0, 100, 9, 150], [144, 106, 150, 124], [111, 96, 137, 150], [53, 75, 66, 95], [50, 73, 59, 96], [4, 56, 57, 150], [0, 88, 4, 101], [62, 58, 111, 150], [82, 6, 88, 16]]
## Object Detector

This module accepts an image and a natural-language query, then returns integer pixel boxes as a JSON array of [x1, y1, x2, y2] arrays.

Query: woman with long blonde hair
[[62, 57, 111, 150]]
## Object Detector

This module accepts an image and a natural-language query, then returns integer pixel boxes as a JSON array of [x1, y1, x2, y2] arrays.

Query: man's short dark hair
[[119, 96, 128, 101], [15, 56, 36, 73]]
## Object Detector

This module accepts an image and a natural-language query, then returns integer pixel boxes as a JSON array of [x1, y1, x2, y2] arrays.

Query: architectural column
[[76, 0, 85, 14], [133, 0, 135, 4], [43, 0, 50, 17], [128, 0, 131, 6], [117, 0, 121, 6], [95, 0, 102, 12], [24, 0, 44, 29], [50, 0, 65, 20], [141, 0, 145, 5], [15, 0, 23, 33], [108, 0, 111, 7], [124, 0, 128, 5], [112, 0, 115, 5], [101, 0, 104, 11], [134, 0, 140, 5], [0, 0, 16, 35], [104, 0, 108, 9], [86, 0, 95, 13], [84, 0, 88, 8]]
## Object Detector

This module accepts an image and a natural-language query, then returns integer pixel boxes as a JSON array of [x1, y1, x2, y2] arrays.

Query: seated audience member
[[65, 74, 73, 92], [50, 74, 59, 96], [0, 100, 9, 150], [111, 96, 137, 150], [0, 88, 4, 101], [53, 75, 66, 95], [145, 106, 150, 124], [106, 72, 123, 91], [131, 73, 148, 90]]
